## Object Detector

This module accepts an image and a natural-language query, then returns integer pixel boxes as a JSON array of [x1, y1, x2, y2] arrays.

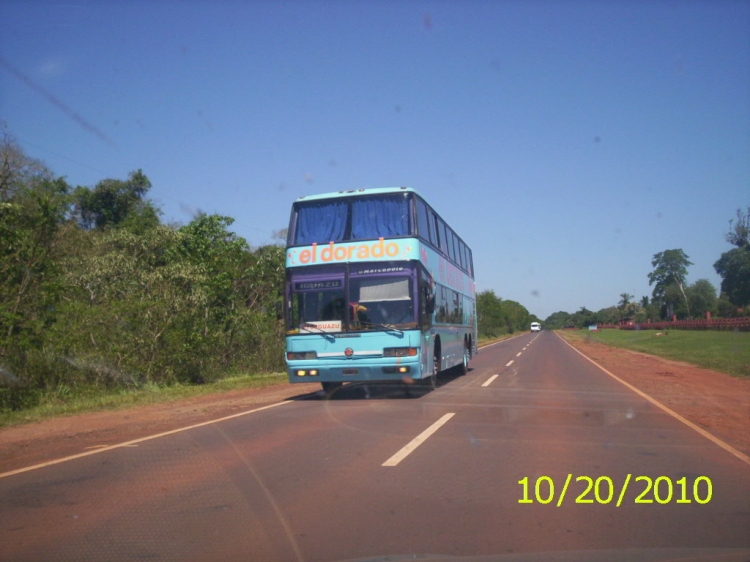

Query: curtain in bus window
[[359, 278, 410, 302], [351, 197, 409, 239], [295, 201, 348, 245]]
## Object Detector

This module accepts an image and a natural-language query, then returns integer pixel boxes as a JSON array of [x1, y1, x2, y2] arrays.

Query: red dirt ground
[[2, 339, 749, 474]]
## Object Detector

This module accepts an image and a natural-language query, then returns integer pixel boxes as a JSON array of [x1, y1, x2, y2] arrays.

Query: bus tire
[[429, 347, 440, 389], [460, 344, 469, 376]]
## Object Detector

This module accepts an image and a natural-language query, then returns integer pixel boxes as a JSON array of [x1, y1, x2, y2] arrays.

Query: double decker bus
[[283, 187, 477, 394]]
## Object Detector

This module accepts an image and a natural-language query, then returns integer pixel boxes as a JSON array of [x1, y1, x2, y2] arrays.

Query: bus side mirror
[[425, 293, 435, 315]]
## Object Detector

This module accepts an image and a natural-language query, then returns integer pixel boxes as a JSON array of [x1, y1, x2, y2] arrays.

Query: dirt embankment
[[2, 338, 749, 474]]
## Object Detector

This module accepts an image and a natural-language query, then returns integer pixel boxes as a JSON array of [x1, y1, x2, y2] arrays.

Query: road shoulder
[[562, 334, 750, 458], [0, 382, 313, 474]]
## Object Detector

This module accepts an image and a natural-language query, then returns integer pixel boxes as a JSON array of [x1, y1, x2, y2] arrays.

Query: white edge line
[[482, 374, 500, 387], [0, 400, 291, 479], [382, 413, 455, 467], [556, 333, 750, 467]]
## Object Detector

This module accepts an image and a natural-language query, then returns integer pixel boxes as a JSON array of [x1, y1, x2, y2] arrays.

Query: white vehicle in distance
[[530, 322, 542, 332]]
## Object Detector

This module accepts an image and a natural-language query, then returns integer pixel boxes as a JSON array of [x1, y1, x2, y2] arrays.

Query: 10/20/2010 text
[[518, 475, 713, 506]]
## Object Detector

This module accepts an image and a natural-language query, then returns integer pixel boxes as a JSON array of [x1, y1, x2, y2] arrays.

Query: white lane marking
[[557, 333, 750, 468], [516, 352, 522, 357], [506, 360, 514, 367], [382, 413, 455, 467], [482, 375, 499, 387], [478, 332, 528, 349], [0, 401, 291, 479]]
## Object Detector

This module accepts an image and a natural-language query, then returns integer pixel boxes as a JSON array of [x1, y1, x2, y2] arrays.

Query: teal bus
[[283, 187, 477, 394]]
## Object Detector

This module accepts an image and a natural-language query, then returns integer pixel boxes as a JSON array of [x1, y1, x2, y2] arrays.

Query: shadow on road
[[288, 367, 471, 401]]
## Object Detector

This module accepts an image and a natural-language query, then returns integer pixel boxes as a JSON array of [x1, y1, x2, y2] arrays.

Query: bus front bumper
[[287, 357, 422, 383]]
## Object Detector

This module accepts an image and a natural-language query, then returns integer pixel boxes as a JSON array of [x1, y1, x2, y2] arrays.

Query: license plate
[[342, 369, 359, 375]]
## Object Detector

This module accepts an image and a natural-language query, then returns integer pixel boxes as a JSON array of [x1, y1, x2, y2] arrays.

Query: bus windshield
[[287, 265, 417, 333], [349, 274, 415, 330]]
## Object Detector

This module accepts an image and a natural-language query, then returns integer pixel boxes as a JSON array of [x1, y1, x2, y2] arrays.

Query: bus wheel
[[460, 346, 469, 375], [428, 350, 439, 389], [321, 382, 342, 397]]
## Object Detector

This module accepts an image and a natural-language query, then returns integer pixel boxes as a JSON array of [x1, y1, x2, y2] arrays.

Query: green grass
[[561, 329, 750, 378], [0, 372, 288, 429]]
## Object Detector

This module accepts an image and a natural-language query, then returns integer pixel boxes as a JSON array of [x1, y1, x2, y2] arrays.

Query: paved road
[[2, 331, 749, 561]]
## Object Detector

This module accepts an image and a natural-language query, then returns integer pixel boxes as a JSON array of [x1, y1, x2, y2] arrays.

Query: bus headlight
[[382, 366, 411, 374], [383, 347, 418, 357]]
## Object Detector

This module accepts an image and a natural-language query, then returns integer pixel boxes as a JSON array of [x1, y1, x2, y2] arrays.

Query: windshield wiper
[[356, 320, 403, 334]]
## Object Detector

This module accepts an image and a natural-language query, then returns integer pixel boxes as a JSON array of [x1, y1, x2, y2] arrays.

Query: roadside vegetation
[[476, 290, 539, 339], [1, 129, 285, 413], [560, 329, 750, 378], [0, 372, 287, 428]]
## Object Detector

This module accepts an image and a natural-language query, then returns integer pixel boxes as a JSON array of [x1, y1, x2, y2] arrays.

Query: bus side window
[[428, 208, 438, 247], [438, 220, 449, 257], [417, 199, 432, 245]]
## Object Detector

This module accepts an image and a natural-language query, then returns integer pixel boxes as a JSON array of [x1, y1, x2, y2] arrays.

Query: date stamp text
[[518, 475, 712, 506]]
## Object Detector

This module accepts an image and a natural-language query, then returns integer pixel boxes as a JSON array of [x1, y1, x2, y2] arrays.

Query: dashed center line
[[382, 413, 455, 467], [506, 360, 514, 367], [516, 352, 522, 357], [482, 374, 499, 387]]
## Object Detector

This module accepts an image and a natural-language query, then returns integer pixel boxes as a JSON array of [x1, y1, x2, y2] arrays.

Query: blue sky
[[2, 0, 748, 320]]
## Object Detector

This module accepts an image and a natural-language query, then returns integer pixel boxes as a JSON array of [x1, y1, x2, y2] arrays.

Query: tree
[[569, 306, 596, 328], [597, 306, 621, 325], [714, 207, 750, 308], [1, 126, 54, 201], [271, 228, 288, 245], [725, 207, 750, 249], [685, 279, 717, 318], [501, 299, 533, 333], [714, 248, 750, 308], [544, 311, 571, 330], [477, 290, 506, 338], [717, 293, 740, 317], [648, 249, 692, 318], [73, 169, 160, 231], [617, 293, 634, 320], [0, 136, 71, 356]]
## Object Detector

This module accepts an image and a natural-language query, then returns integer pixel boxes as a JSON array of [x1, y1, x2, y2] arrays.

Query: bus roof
[[294, 186, 421, 203]]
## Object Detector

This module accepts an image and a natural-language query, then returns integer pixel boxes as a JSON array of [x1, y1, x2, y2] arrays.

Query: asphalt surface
[[2, 331, 749, 562]]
